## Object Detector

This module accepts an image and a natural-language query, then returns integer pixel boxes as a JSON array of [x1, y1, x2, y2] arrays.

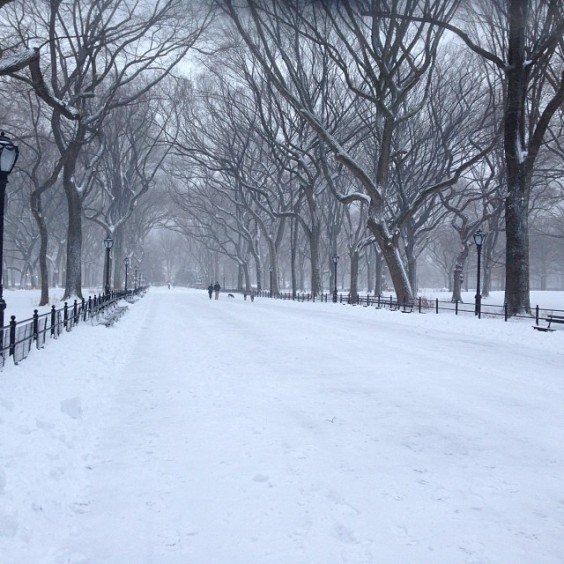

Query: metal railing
[[0, 287, 147, 369], [243, 290, 564, 326]]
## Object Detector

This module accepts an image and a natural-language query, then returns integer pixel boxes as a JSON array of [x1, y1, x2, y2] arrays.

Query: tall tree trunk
[[404, 220, 418, 292], [451, 245, 469, 303], [503, 0, 531, 315], [30, 158, 64, 305], [309, 224, 322, 297], [368, 219, 414, 304], [375, 250, 384, 295], [366, 246, 374, 294], [482, 239, 493, 298], [349, 250, 359, 301], [62, 178, 83, 300], [267, 239, 279, 296], [254, 259, 262, 292], [451, 264, 464, 303], [504, 185, 530, 313], [406, 246, 417, 296], [30, 192, 50, 306], [241, 261, 250, 292], [290, 217, 298, 298], [112, 226, 125, 291]]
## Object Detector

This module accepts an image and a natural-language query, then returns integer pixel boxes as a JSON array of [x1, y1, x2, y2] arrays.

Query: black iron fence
[[0, 288, 146, 369], [247, 290, 564, 326]]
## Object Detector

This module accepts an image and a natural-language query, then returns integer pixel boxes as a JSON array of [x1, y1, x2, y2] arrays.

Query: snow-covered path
[[1, 288, 564, 563]]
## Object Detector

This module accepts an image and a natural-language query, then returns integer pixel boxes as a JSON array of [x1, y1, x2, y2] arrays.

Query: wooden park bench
[[533, 314, 564, 332], [99, 305, 128, 327]]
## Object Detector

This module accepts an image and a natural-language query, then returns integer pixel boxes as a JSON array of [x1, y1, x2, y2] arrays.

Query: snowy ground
[[0, 287, 563, 563]]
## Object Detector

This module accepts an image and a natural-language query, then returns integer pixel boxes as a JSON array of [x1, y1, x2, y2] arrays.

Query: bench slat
[[534, 313, 564, 332]]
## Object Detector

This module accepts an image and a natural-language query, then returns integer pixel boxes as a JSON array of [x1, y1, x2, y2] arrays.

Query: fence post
[[41, 318, 47, 348], [33, 309, 39, 341], [50, 305, 56, 336], [82, 298, 87, 322], [63, 302, 68, 330], [535, 304, 539, 325], [455, 300, 458, 315], [73, 299, 78, 325], [9, 315, 16, 357], [436, 298, 439, 314], [418, 296, 422, 313], [505, 303, 508, 322]]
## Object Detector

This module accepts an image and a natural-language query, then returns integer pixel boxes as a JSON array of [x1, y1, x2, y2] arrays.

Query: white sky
[[0, 287, 563, 563]]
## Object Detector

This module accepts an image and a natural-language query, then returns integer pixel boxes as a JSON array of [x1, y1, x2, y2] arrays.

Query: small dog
[[227, 293, 235, 298]]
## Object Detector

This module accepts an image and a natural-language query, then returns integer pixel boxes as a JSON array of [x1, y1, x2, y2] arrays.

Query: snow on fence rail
[[248, 290, 564, 325], [0, 287, 147, 369]]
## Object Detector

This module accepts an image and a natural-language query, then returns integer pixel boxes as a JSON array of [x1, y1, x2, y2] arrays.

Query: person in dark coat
[[207, 283, 214, 300], [213, 281, 221, 300]]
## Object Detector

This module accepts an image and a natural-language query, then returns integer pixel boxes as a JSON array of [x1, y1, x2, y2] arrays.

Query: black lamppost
[[473, 229, 486, 318], [124, 256, 129, 294], [0, 132, 19, 338], [332, 255, 339, 303], [103, 237, 113, 295]]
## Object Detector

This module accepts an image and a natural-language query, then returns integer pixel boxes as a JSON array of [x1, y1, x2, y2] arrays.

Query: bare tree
[[220, 0, 492, 305], [0, 1, 80, 119], [84, 92, 173, 290], [375, 0, 564, 313], [3, 0, 213, 299]]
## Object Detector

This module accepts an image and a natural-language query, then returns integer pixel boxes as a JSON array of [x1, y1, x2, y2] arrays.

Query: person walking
[[213, 281, 221, 300], [207, 283, 214, 300]]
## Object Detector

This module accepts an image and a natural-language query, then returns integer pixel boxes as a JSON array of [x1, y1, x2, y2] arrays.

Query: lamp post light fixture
[[473, 229, 486, 318], [103, 237, 113, 296], [332, 255, 339, 303], [124, 256, 129, 294], [0, 131, 19, 343]]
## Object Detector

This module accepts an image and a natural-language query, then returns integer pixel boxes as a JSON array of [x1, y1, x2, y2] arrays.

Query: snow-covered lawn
[[0, 287, 563, 563]]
